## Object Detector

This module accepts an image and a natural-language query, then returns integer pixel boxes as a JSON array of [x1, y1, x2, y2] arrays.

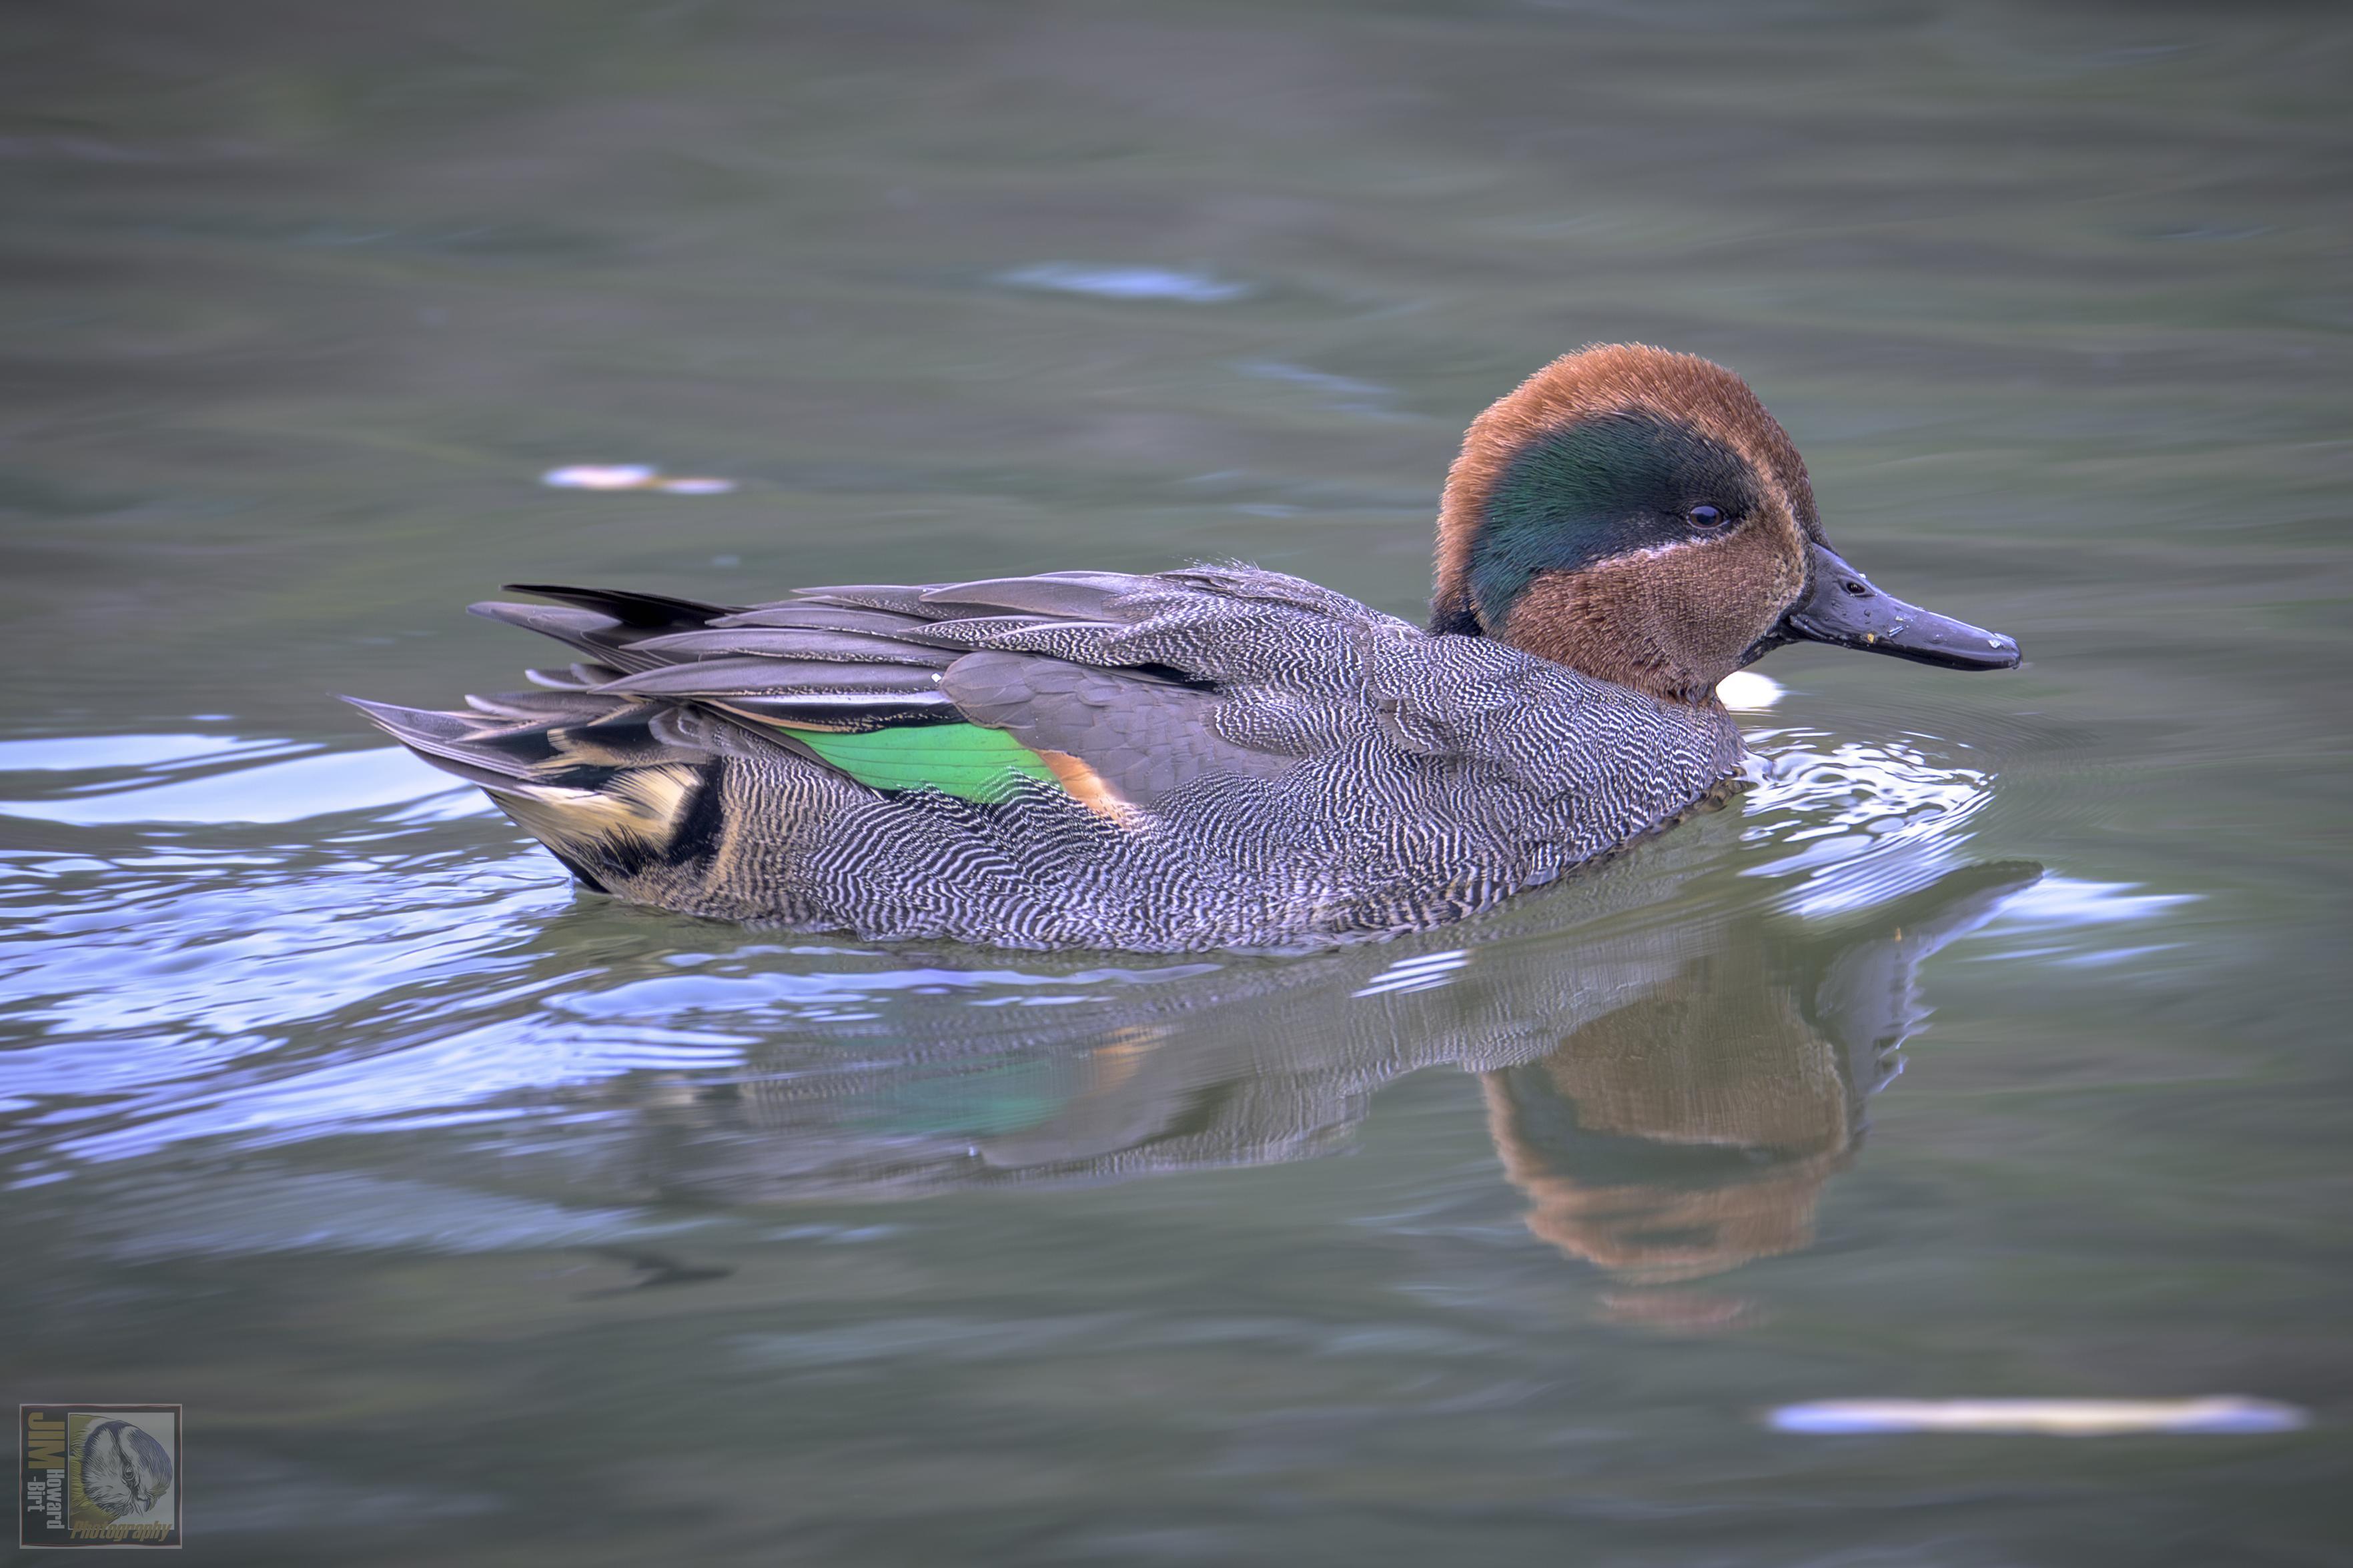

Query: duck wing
[[362, 566, 1416, 815]]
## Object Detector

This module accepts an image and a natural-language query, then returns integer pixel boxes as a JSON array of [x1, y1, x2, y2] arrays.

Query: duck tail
[[342, 690, 725, 894]]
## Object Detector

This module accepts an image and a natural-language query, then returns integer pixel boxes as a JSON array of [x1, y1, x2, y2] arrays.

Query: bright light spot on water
[[1977, 876, 2198, 929], [542, 463, 655, 489], [1351, 948, 1470, 998], [997, 263, 1252, 303], [1715, 670, 1783, 710], [1768, 1398, 2306, 1436], [540, 465, 735, 494]]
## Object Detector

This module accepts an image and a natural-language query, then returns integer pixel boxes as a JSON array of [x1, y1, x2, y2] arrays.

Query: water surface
[[3, 1, 2348, 1561]]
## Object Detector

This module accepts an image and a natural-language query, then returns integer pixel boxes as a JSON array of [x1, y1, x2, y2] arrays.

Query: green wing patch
[[797, 723, 1065, 803]]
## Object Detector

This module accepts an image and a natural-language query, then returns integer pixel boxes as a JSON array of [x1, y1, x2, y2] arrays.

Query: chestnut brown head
[[1430, 345, 2019, 704]]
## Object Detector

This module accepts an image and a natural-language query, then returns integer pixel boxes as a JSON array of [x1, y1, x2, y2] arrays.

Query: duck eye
[[1688, 504, 1726, 528]]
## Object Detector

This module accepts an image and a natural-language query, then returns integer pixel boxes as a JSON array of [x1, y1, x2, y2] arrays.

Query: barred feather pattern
[[353, 564, 1743, 951]]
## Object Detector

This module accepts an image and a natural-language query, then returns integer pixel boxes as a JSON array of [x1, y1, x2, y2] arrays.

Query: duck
[[352, 343, 2019, 951]]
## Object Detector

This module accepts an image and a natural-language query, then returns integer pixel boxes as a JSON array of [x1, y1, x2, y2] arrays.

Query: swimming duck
[[353, 344, 2019, 950]]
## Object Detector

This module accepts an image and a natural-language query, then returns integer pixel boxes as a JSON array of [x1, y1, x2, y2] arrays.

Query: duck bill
[[1775, 542, 2020, 671]]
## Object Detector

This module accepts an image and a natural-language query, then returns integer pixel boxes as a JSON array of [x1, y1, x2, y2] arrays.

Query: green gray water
[[3, 2, 2348, 1561]]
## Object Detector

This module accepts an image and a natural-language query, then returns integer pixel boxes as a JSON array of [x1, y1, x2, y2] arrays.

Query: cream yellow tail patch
[[495, 764, 700, 857]]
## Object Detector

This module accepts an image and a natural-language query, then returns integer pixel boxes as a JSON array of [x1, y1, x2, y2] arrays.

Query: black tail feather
[[500, 582, 739, 630]]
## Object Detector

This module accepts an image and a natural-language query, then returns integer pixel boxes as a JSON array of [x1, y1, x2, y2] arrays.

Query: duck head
[[1431, 344, 2020, 704]]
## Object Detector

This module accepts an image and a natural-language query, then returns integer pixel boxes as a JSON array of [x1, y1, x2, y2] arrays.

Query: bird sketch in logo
[[75, 1417, 175, 1523]]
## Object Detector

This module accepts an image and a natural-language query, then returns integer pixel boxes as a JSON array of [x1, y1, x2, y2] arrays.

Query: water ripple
[[0, 724, 2177, 1177]]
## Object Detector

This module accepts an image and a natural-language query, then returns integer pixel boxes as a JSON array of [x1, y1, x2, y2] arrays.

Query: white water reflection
[[1741, 728, 1995, 915], [1768, 1398, 2307, 1437], [0, 742, 470, 825], [0, 734, 287, 772], [997, 263, 1253, 302]]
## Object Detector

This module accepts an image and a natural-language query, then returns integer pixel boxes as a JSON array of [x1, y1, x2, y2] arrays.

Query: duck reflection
[[625, 834, 2039, 1290], [1484, 861, 2029, 1289]]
